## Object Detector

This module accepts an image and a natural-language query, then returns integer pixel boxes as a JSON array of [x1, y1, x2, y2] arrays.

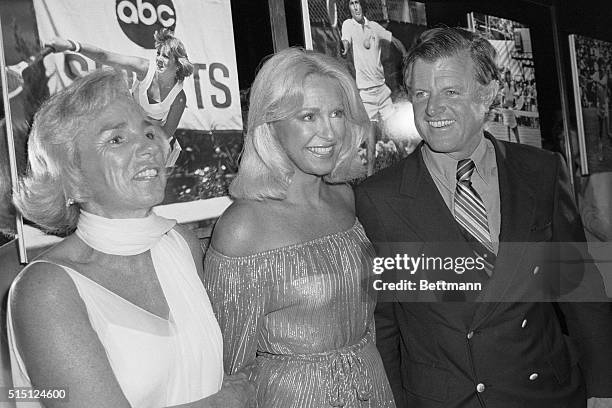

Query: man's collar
[[421, 131, 494, 185], [471, 135, 493, 184], [352, 16, 369, 26]]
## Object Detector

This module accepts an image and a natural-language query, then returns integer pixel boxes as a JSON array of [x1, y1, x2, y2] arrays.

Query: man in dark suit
[[355, 27, 612, 408]]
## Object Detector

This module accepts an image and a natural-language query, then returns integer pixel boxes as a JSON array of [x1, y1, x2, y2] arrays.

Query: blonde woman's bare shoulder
[[210, 199, 270, 257]]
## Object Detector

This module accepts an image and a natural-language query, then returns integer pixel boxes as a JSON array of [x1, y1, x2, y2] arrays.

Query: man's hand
[[587, 397, 612, 408], [341, 40, 350, 57]]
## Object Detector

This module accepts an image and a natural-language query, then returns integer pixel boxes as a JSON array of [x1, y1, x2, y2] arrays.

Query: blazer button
[[521, 319, 527, 328], [533, 266, 540, 275], [467, 331, 474, 339], [476, 383, 486, 393], [529, 373, 538, 380]]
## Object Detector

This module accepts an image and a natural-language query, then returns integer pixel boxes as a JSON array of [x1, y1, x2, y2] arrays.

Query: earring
[[66, 198, 75, 207]]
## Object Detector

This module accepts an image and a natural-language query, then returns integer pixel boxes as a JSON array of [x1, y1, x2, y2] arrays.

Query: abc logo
[[116, 0, 176, 49]]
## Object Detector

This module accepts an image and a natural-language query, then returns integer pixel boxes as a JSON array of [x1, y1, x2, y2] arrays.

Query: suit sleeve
[[355, 185, 406, 407], [552, 153, 612, 397]]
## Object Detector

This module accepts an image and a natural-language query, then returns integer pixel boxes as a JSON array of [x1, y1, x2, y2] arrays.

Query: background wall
[[282, 0, 612, 154]]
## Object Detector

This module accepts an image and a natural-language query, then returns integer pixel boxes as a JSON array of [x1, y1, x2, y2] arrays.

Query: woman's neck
[[81, 203, 150, 219], [284, 172, 327, 206]]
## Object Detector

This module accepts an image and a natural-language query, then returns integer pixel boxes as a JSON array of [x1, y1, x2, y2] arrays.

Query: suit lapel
[[384, 147, 476, 305], [385, 146, 462, 244], [471, 135, 537, 327], [381, 138, 539, 322]]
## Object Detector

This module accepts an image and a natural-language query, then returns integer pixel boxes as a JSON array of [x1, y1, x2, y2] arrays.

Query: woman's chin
[[130, 189, 166, 211]]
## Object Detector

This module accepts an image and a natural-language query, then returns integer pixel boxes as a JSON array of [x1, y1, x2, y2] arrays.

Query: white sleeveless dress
[[6, 228, 223, 408], [132, 59, 183, 126]]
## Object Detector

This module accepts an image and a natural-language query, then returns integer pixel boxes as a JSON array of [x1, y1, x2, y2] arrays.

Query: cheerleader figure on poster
[[46, 29, 193, 137]]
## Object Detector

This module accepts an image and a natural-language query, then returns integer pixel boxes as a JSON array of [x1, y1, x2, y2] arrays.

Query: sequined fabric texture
[[204, 220, 396, 408]]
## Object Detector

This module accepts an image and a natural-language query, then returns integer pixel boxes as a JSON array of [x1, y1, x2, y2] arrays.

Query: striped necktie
[[454, 159, 495, 275]]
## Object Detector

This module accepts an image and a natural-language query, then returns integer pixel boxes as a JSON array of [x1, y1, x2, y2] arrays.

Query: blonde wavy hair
[[230, 47, 370, 201]]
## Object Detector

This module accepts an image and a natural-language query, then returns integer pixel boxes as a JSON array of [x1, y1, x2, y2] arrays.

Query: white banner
[[33, 0, 242, 131]]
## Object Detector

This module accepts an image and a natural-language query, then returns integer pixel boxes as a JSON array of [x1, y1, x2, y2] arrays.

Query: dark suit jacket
[[355, 135, 612, 408]]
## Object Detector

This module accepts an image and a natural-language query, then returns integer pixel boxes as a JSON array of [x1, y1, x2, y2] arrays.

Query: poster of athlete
[[468, 12, 542, 149], [0, 0, 243, 244], [302, 0, 427, 175], [569, 34, 612, 174]]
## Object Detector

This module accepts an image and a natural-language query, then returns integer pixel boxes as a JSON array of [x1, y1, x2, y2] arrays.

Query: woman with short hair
[[205, 48, 395, 408], [7, 69, 252, 408]]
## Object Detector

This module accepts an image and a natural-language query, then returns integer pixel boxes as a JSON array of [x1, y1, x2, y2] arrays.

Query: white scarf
[[75, 210, 176, 255], [72, 209, 223, 404]]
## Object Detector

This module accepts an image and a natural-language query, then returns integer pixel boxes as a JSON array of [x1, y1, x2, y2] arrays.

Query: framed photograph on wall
[[568, 34, 612, 175], [0, 0, 245, 257], [468, 12, 542, 149], [35, 0, 242, 225], [301, 0, 427, 174], [302, 0, 427, 99]]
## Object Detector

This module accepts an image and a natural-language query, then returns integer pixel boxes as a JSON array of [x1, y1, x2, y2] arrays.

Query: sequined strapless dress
[[204, 220, 395, 408]]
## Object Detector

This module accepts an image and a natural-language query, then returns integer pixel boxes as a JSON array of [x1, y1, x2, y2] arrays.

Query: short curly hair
[[403, 27, 499, 88], [14, 69, 133, 235], [154, 28, 194, 82]]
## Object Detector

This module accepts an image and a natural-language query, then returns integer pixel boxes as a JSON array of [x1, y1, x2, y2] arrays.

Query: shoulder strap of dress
[[17, 258, 71, 276], [161, 80, 184, 107], [132, 59, 156, 98], [143, 59, 156, 88]]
